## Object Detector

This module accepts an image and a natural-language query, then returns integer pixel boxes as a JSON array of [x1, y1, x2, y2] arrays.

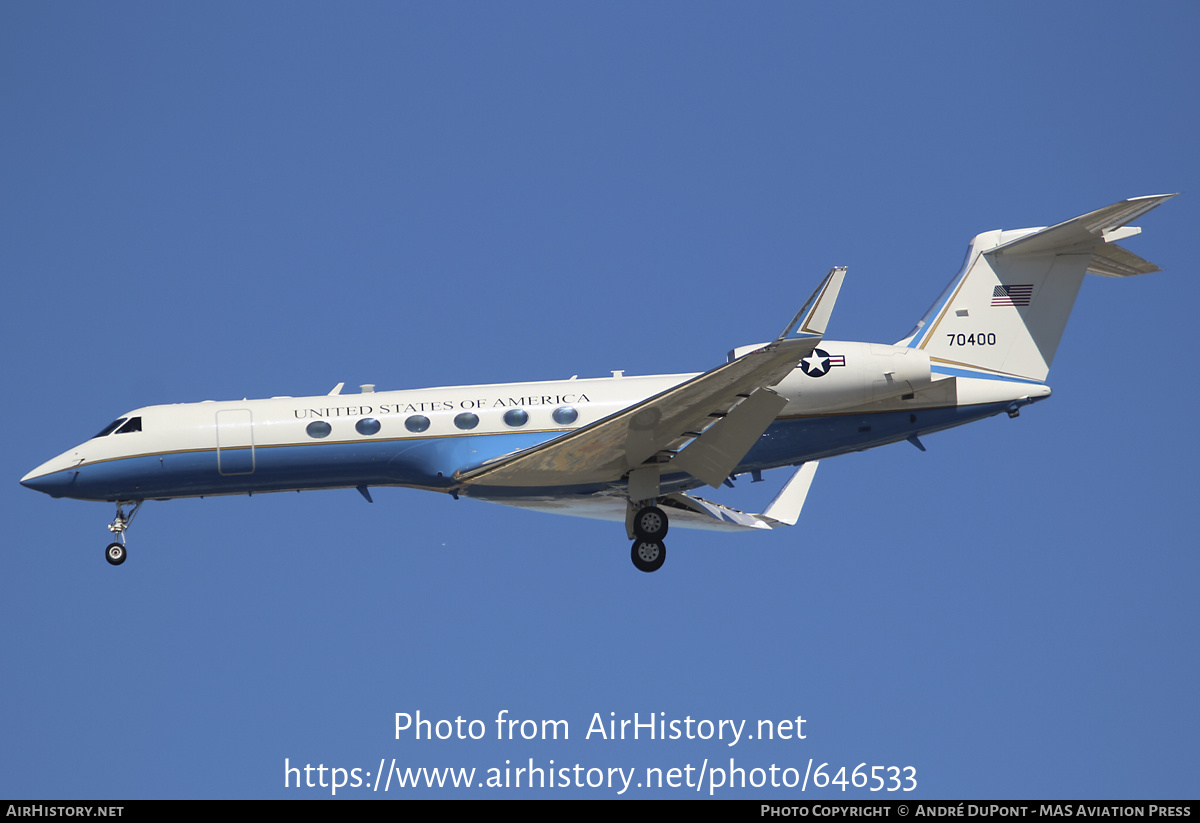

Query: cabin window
[[306, 421, 332, 439], [553, 406, 578, 425], [93, 418, 127, 438], [405, 415, 430, 433], [454, 412, 479, 430], [503, 409, 528, 427], [115, 417, 142, 434], [356, 418, 381, 436]]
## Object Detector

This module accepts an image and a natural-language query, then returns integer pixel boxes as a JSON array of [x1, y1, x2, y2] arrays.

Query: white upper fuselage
[[20, 340, 1048, 504]]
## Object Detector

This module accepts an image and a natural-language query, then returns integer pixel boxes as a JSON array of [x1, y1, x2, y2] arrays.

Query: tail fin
[[897, 194, 1175, 382]]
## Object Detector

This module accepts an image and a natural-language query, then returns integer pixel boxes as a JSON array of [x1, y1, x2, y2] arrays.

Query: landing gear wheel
[[105, 542, 127, 566], [630, 539, 666, 573], [633, 506, 669, 540]]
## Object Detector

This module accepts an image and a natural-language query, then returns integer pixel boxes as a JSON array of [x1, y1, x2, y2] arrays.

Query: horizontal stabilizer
[[993, 193, 1175, 263], [1086, 241, 1161, 278]]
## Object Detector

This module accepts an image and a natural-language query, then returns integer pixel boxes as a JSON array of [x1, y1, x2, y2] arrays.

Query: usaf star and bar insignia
[[798, 348, 846, 377]]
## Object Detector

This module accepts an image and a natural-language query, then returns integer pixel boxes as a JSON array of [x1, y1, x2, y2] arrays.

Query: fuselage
[[20, 340, 1050, 504], [19, 196, 1168, 574]]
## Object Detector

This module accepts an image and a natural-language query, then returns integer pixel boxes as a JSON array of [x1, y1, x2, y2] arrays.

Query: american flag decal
[[992, 284, 1033, 307]]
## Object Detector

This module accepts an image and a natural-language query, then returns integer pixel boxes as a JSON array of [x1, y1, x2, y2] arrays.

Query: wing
[[473, 462, 821, 532], [455, 267, 846, 491]]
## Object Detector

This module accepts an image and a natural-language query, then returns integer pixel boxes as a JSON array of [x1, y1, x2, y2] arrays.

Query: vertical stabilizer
[[899, 195, 1174, 382]]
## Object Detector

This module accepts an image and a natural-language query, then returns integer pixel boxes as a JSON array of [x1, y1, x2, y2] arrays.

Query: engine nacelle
[[731, 340, 932, 413]]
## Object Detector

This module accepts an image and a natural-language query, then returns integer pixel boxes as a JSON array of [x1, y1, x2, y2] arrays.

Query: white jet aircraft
[[21, 195, 1174, 572]]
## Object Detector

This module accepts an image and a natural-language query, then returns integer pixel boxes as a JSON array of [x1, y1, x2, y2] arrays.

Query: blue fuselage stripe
[[931, 366, 1046, 385], [31, 402, 1015, 502]]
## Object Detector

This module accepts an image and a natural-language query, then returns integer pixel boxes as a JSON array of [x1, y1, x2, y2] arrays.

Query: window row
[[305, 406, 579, 439]]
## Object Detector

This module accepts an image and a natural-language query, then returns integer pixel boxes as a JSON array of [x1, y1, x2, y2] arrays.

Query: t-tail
[[897, 194, 1176, 382]]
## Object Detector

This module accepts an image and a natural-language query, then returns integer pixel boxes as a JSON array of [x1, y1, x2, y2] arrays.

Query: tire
[[105, 542, 127, 566], [633, 506, 669, 540], [630, 539, 666, 573]]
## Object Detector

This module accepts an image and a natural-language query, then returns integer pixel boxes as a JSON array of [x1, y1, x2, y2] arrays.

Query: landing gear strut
[[628, 504, 669, 572], [105, 501, 142, 566]]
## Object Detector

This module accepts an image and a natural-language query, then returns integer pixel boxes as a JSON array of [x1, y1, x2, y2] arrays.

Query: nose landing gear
[[105, 542, 127, 566], [104, 501, 142, 566]]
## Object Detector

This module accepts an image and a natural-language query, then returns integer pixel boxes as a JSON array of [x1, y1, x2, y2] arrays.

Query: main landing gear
[[105, 500, 142, 566], [629, 504, 669, 573], [631, 538, 666, 573]]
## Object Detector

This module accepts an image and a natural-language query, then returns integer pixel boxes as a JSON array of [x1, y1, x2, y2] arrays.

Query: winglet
[[776, 267, 846, 341], [761, 461, 819, 526], [728, 266, 846, 363]]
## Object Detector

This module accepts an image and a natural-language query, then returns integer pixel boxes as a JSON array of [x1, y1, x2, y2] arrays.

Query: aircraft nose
[[21, 469, 70, 497], [20, 459, 79, 498]]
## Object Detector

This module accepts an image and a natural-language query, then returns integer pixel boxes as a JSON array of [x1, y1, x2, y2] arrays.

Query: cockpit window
[[115, 417, 142, 434], [93, 418, 127, 439]]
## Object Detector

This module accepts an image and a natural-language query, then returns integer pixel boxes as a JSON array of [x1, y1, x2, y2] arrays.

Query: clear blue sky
[[3, 1, 1197, 799]]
